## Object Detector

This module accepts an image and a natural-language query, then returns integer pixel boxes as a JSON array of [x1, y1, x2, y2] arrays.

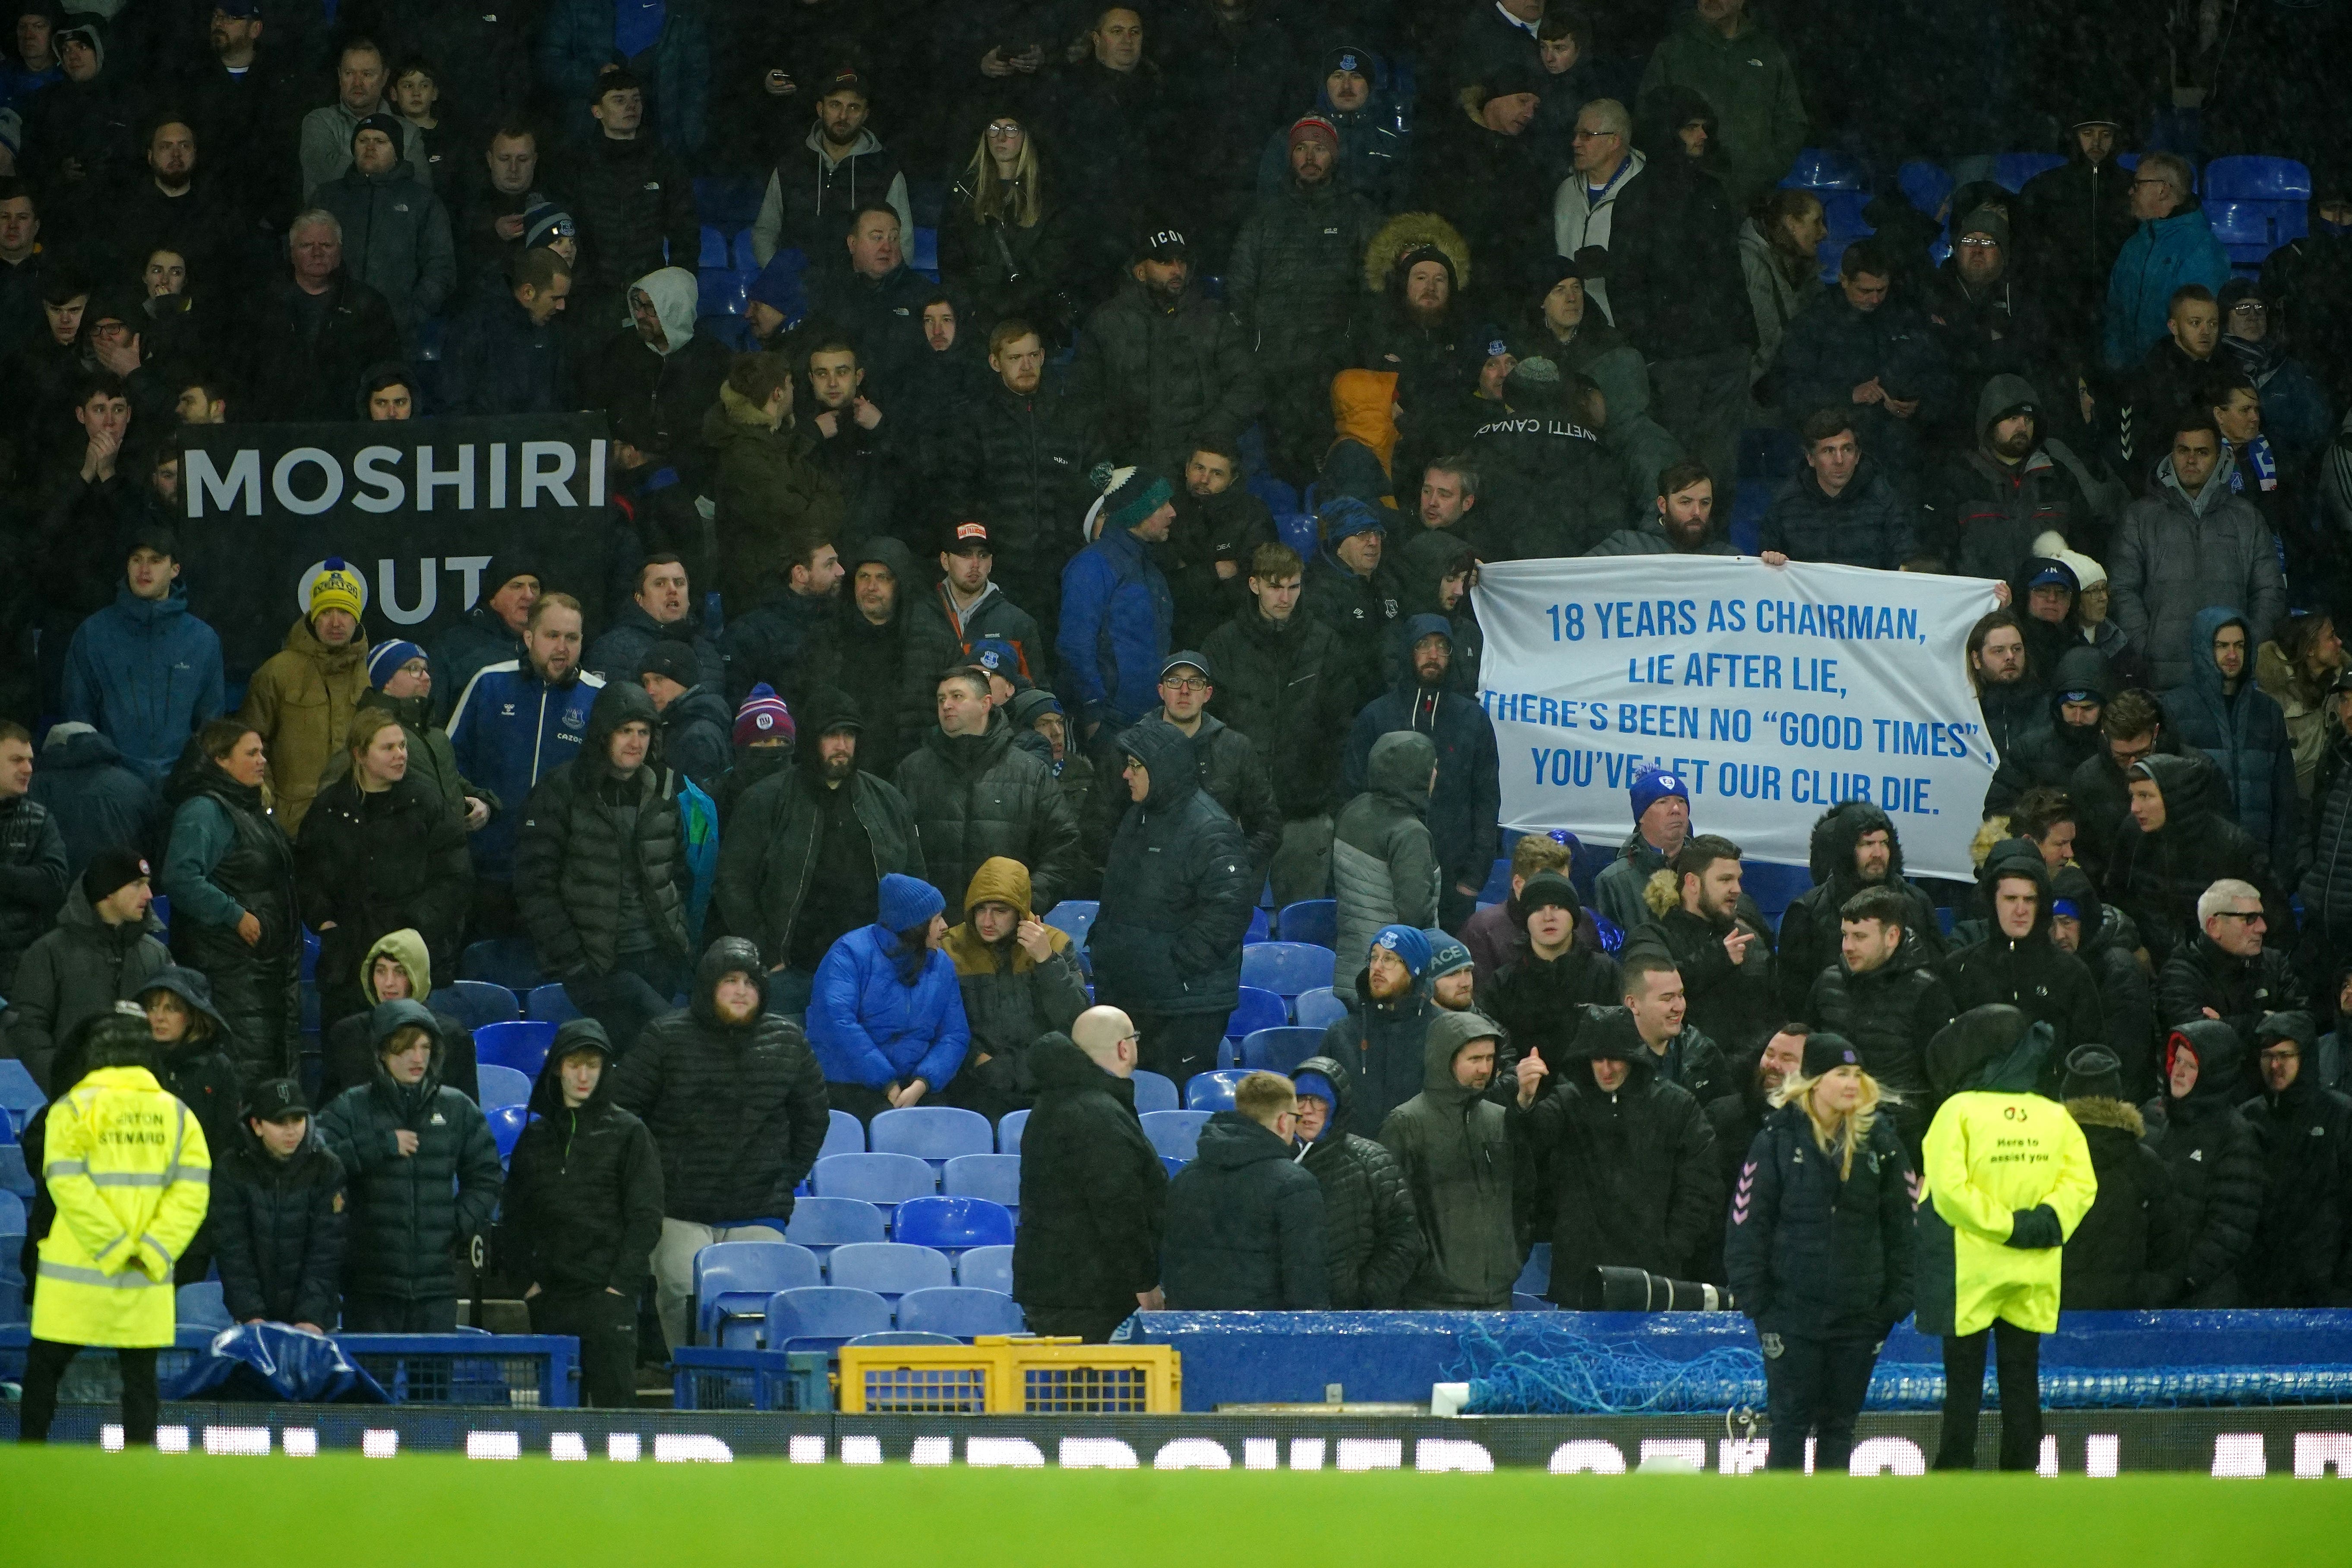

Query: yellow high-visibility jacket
[[1919, 1089, 2097, 1337], [33, 1066, 212, 1349]]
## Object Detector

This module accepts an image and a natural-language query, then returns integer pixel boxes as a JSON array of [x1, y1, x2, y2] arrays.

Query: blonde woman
[[938, 112, 1074, 336], [1724, 1030, 1916, 1472]]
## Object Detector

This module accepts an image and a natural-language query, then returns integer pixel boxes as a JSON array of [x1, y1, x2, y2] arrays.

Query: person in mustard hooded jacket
[[20, 1008, 213, 1445], [1916, 1003, 2098, 1471], [239, 558, 373, 837]]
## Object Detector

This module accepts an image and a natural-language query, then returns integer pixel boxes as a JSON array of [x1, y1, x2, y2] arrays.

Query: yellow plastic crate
[[838, 1336, 1181, 1414]]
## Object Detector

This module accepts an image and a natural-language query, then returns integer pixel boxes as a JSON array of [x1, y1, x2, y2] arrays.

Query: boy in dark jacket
[[1161, 1071, 1330, 1309], [2057, 1045, 2181, 1309], [211, 1078, 346, 1330], [1803, 884, 1956, 1154], [1942, 838, 2107, 1092], [2161, 607, 2297, 871], [1479, 871, 1623, 1090], [317, 1000, 504, 1331], [1291, 1057, 1423, 1308], [504, 1019, 664, 1405]]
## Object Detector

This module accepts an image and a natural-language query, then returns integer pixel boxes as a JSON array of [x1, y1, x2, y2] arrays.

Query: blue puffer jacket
[[807, 875, 971, 1092], [61, 583, 225, 780], [535, 0, 710, 155], [1057, 524, 1172, 731], [447, 663, 607, 883], [2162, 606, 2298, 873], [2103, 206, 2232, 369]]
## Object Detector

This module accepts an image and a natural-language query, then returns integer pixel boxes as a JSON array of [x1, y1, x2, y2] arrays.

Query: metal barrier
[[0, 1328, 579, 1408], [671, 1347, 833, 1412], [837, 1336, 1181, 1415]]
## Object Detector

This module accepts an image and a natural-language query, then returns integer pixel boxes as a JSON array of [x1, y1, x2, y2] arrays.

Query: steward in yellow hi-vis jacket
[[22, 1010, 212, 1445], [1916, 1005, 2096, 1472]]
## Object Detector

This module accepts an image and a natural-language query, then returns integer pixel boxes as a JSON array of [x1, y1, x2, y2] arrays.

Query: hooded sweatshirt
[[2106, 751, 2278, 965], [1331, 730, 1440, 1002], [1320, 368, 1402, 510], [2140, 1018, 2264, 1305], [2160, 605, 2297, 867], [321, 927, 484, 1104], [1342, 614, 1500, 892], [1377, 1010, 1522, 1308], [504, 1018, 665, 1296]]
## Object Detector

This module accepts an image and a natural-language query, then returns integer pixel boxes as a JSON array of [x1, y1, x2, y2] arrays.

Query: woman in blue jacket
[[808, 872, 970, 1123], [1724, 1031, 1916, 1473]]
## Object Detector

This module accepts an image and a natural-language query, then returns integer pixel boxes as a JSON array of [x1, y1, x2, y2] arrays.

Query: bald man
[[1011, 1007, 1171, 1340]]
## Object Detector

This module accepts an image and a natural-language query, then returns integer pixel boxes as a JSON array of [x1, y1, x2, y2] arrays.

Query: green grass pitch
[[3, 1448, 2346, 1566]]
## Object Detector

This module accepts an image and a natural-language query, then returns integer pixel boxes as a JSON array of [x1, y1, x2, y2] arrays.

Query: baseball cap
[[245, 1078, 310, 1123], [2027, 564, 2072, 590], [949, 521, 992, 553], [1161, 650, 1213, 682], [1141, 225, 1189, 262]]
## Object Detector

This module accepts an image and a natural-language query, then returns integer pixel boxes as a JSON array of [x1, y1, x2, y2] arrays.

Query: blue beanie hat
[[1292, 1069, 1337, 1116], [1423, 928, 1472, 979], [1319, 494, 1386, 548], [367, 639, 426, 689], [1371, 924, 1433, 978], [877, 872, 945, 933], [1629, 766, 1689, 823]]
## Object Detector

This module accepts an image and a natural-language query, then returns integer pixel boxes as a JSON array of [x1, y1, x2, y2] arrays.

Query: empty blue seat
[[1477, 857, 1513, 905], [1818, 189, 1872, 239], [1162, 1155, 1188, 1178], [1278, 511, 1317, 558], [487, 1103, 532, 1162], [784, 1196, 886, 1267], [697, 267, 748, 318], [176, 1281, 231, 1330], [1141, 1108, 1210, 1159], [438, 980, 521, 1031], [911, 224, 939, 276], [1780, 147, 1864, 189], [895, 1286, 1025, 1338], [1240, 1027, 1324, 1074], [695, 1240, 823, 1345], [1224, 985, 1287, 1041], [1042, 900, 1097, 944], [1276, 899, 1336, 948], [1516, 1241, 1552, 1297], [846, 1330, 963, 1347], [997, 1109, 1029, 1153], [1244, 908, 1271, 945], [1131, 1070, 1180, 1114], [1, 1145, 33, 1198], [956, 1243, 1013, 1294], [698, 224, 728, 268], [0, 1189, 23, 1230], [2205, 154, 2310, 201], [811, 1152, 938, 1212], [762, 1286, 893, 1354], [0, 1059, 44, 1136], [1992, 151, 2066, 192], [460, 938, 542, 991], [941, 1154, 1021, 1212], [1246, 471, 1299, 517], [1896, 158, 1954, 217], [869, 1105, 994, 1167], [300, 928, 319, 982], [524, 983, 584, 1025], [476, 1063, 532, 1111], [1184, 1071, 1248, 1112], [148, 893, 169, 932], [892, 1195, 1014, 1254], [1238, 942, 1334, 998], [732, 229, 763, 271], [826, 1240, 954, 1302], [474, 1019, 557, 1078], [822, 1108, 865, 1159], [1294, 987, 1348, 1030]]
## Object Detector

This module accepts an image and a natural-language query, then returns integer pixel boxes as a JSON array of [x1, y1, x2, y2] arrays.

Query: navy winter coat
[[2162, 606, 2298, 873], [1724, 1101, 1916, 1338], [447, 663, 607, 883]]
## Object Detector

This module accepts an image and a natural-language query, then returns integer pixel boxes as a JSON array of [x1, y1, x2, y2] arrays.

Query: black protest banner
[[178, 414, 615, 673]]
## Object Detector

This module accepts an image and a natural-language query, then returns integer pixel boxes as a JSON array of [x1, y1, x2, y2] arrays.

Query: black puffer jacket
[[1300, 550, 1403, 721], [2108, 752, 2282, 966], [295, 771, 473, 1016], [2301, 719, 2352, 934], [2240, 1030, 2352, 1307], [1291, 1052, 1423, 1309], [515, 682, 691, 980], [1803, 933, 1956, 1115], [1161, 1110, 1331, 1309], [0, 790, 66, 991], [1012, 1033, 1170, 1313], [2156, 935, 2302, 1046], [2061, 1095, 2182, 1309], [1075, 278, 1260, 470], [1987, 645, 2116, 813], [1200, 606, 1351, 819], [316, 1001, 504, 1302], [161, 740, 301, 1085], [939, 380, 1098, 606], [1086, 723, 1257, 1019], [610, 942, 833, 1224], [5, 883, 168, 1093], [1724, 1097, 1916, 1338], [1094, 709, 1282, 878], [1775, 801, 1945, 1014], [2140, 1019, 2266, 1306], [1480, 936, 1624, 1092], [503, 1019, 666, 1297], [2053, 866, 2158, 1098], [1225, 175, 1380, 369], [893, 714, 1084, 918], [1645, 901, 1781, 1057], [562, 132, 699, 302], [210, 1117, 347, 1327], [1519, 1012, 1718, 1303], [1942, 839, 2107, 1092]]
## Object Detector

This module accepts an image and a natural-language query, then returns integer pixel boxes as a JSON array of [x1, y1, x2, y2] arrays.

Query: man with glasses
[[1106, 651, 1280, 880], [1926, 205, 2055, 403], [2103, 150, 2230, 371], [2239, 1011, 2352, 1306], [2157, 878, 2300, 1046]]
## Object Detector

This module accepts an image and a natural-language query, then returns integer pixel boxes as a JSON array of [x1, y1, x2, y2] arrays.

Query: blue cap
[[1319, 494, 1386, 547], [1630, 767, 1689, 822], [2052, 897, 2082, 919], [1371, 924, 1432, 977], [1424, 928, 1473, 979], [971, 639, 1020, 677]]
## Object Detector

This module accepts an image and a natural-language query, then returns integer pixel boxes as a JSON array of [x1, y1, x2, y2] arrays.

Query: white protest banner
[[1473, 555, 2002, 880]]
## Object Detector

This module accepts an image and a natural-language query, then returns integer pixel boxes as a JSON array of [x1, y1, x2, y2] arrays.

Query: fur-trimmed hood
[[2065, 1095, 2146, 1136], [1364, 211, 1470, 296]]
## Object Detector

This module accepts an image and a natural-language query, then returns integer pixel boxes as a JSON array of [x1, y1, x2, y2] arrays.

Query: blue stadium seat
[[1992, 151, 2066, 192], [941, 1154, 1021, 1215], [0, 1145, 30, 1199], [524, 983, 584, 1025], [695, 1240, 824, 1345], [1936, 905, 1957, 937], [1818, 189, 1872, 238], [1247, 471, 1299, 517], [1779, 147, 1864, 189], [732, 229, 761, 271], [1042, 900, 1097, 947], [1512, 1292, 1559, 1312], [698, 224, 728, 268], [1184, 1070, 1248, 1111], [698, 268, 749, 318], [1238, 942, 1335, 998], [1294, 987, 1348, 1031], [896, 1286, 1025, 1338], [870, 1106, 994, 1169], [911, 225, 939, 277], [955, 1244, 1013, 1294], [460, 938, 542, 992], [784, 1196, 887, 1270], [176, 1281, 231, 1330], [1740, 860, 1813, 923], [998, 1109, 1029, 1153], [0, 1116, 14, 1146], [0, 1059, 44, 1137], [1276, 899, 1336, 948], [811, 1152, 938, 1214], [1896, 158, 1953, 216], [1244, 908, 1271, 945], [1142, 1109, 1210, 1159], [300, 928, 319, 983], [892, 1195, 1014, 1255], [0, 1189, 23, 1230], [1131, 1070, 1180, 1114], [2205, 154, 2310, 201], [1161, 1155, 1188, 1178], [474, 1020, 557, 1078], [300, 984, 319, 1035], [487, 1103, 532, 1163], [148, 893, 169, 932], [1278, 511, 1317, 558], [845, 1330, 963, 1347], [1225, 985, 1287, 1041], [1516, 1241, 1552, 1297], [1477, 857, 1513, 905], [476, 1063, 532, 1111], [761, 1286, 893, 1354], [822, 1108, 865, 1159], [1240, 1027, 1324, 1074], [439, 980, 521, 1031], [827, 1240, 954, 1302]]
